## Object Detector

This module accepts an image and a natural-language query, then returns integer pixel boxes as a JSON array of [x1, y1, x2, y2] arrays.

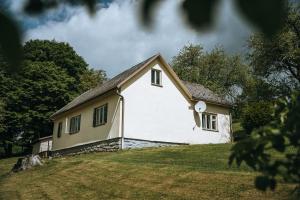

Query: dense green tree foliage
[[78, 69, 107, 94], [172, 44, 251, 102], [0, 40, 106, 156], [23, 40, 88, 84], [247, 6, 300, 96], [230, 6, 300, 195], [241, 101, 273, 135], [230, 92, 300, 195]]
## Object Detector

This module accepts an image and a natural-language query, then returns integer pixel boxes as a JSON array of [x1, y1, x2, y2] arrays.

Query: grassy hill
[[0, 144, 294, 200]]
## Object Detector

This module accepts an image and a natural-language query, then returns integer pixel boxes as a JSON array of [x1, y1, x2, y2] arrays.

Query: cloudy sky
[[6, 0, 253, 77]]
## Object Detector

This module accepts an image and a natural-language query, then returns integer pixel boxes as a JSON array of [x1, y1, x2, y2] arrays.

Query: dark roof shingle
[[182, 81, 231, 106]]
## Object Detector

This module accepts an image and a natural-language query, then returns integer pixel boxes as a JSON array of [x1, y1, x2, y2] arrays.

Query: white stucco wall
[[32, 139, 52, 154], [40, 140, 52, 152], [121, 60, 231, 144]]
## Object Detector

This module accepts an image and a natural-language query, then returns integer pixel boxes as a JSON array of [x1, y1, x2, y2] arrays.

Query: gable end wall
[[121, 60, 231, 144]]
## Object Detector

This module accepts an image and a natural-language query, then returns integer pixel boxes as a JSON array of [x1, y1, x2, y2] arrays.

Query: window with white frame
[[151, 69, 162, 86], [57, 122, 62, 138], [93, 104, 108, 127], [202, 113, 218, 131], [69, 115, 81, 134]]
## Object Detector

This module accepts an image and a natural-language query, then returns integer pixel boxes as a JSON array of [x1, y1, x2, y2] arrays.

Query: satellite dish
[[194, 101, 206, 113]]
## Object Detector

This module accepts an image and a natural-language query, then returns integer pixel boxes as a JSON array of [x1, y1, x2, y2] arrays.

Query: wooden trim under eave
[[117, 54, 161, 88], [50, 89, 117, 121], [157, 55, 193, 100], [191, 98, 232, 108]]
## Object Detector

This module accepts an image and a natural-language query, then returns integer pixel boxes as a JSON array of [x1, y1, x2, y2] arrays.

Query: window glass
[[156, 70, 160, 85], [207, 115, 211, 129], [94, 104, 108, 126], [70, 115, 81, 134], [57, 122, 62, 138], [151, 70, 155, 84], [212, 115, 217, 130], [202, 113, 217, 131], [151, 69, 162, 86], [202, 114, 206, 129]]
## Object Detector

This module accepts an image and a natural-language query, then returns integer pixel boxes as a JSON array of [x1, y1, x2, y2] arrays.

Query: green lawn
[[0, 144, 295, 200]]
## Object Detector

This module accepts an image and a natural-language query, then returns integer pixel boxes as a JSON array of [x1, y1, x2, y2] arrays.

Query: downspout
[[116, 88, 125, 150], [229, 112, 233, 143]]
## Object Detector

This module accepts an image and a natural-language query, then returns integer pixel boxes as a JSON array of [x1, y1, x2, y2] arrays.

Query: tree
[[172, 44, 251, 102], [78, 68, 107, 93], [3, 61, 75, 145], [23, 40, 88, 84], [230, 6, 300, 195], [0, 59, 19, 156], [230, 92, 300, 195], [241, 101, 273, 135], [248, 6, 300, 97], [0, 41, 107, 155]]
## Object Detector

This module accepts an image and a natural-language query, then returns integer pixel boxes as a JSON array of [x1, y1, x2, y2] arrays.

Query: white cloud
[[25, 0, 252, 77]]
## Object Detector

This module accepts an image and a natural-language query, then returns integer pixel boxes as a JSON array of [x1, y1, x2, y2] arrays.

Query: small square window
[[151, 69, 162, 86], [202, 113, 218, 131]]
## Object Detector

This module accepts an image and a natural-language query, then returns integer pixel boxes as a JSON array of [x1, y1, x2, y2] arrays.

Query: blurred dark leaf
[[269, 179, 276, 190], [0, 12, 23, 72], [235, 0, 287, 37], [24, 0, 57, 15], [255, 176, 270, 191], [140, 0, 162, 27], [272, 135, 285, 152], [83, 0, 97, 14], [24, 0, 96, 16], [181, 0, 219, 30]]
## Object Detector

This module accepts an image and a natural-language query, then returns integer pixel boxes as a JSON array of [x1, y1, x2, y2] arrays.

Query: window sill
[[151, 83, 163, 87], [69, 131, 80, 135], [93, 122, 107, 127], [202, 128, 219, 132]]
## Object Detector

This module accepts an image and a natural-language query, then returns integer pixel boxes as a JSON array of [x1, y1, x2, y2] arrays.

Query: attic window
[[151, 69, 162, 86]]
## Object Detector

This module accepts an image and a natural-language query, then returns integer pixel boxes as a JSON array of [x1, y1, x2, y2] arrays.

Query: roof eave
[[117, 53, 160, 88], [50, 87, 119, 120], [191, 97, 233, 108]]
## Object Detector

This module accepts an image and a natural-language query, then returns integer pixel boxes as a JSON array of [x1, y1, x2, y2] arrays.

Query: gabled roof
[[51, 54, 230, 119], [51, 54, 159, 119]]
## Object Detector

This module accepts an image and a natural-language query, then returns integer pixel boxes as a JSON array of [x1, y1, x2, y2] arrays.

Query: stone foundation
[[124, 138, 187, 149], [51, 137, 121, 157], [51, 137, 188, 157]]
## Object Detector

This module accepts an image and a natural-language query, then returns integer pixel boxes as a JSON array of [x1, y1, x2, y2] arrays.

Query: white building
[[50, 54, 232, 155], [32, 136, 52, 155]]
